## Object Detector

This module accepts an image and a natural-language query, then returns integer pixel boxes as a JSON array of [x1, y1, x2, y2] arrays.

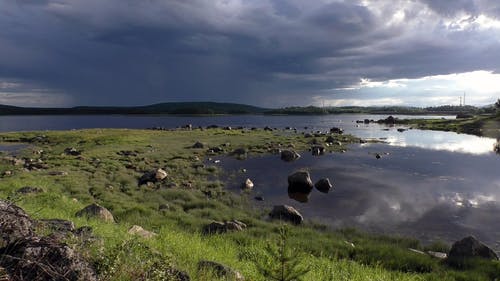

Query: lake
[[0, 114, 498, 248]]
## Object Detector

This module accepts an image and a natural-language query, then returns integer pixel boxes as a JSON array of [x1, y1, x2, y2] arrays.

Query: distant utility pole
[[459, 96, 462, 106], [463, 92, 466, 106]]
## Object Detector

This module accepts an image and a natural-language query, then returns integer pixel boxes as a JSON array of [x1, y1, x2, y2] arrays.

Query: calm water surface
[[1, 114, 498, 248]]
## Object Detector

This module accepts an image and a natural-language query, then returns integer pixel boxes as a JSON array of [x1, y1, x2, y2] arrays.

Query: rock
[[364, 119, 370, 124], [38, 219, 75, 233], [377, 116, 396, 124], [254, 196, 264, 201], [397, 128, 406, 132], [330, 127, 344, 134], [375, 153, 381, 159], [427, 251, 447, 259], [139, 168, 168, 185], [117, 150, 138, 157], [192, 141, 205, 149], [242, 178, 254, 190], [202, 220, 246, 235], [280, 150, 301, 162], [232, 148, 247, 155], [183, 124, 193, 130], [208, 147, 224, 153], [64, 147, 81, 156], [2, 171, 11, 177], [128, 225, 157, 239], [448, 236, 498, 261], [0, 200, 34, 248], [264, 126, 273, 131], [315, 178, 332, 193], [325, 136, 335, 143], [0, 236, 97, 281], [304, 133, 313, 138], [198, 260, 244, 281], [75, 203, 115, 222], [47, 171, 68, 176], [16, 186, 44, 194], [311, 145, 325, 156], [269, 205, 303, 225], [154, 168, 168, 181], [164, 268, 191, 281], [288, 171, 313, 193]]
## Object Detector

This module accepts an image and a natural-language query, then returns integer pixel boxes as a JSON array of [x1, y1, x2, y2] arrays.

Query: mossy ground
[[0, 128, 498, 280]]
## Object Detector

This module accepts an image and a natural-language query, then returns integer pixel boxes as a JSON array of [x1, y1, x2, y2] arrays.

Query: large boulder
[[0, 200, 35, 249], [280, 150, 300, 162], [315, 178, 333, 193], [198, 260, 244, 281], [0, 236, 97, 281], [288, 171, 313, 193], [75, 204, 115, 223], [448, 236, 498, 261], [269, 205, 303, 225]]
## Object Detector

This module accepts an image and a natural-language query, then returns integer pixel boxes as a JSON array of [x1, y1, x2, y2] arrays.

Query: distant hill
[[0, 102, 268, 115], [0, 102, 491, 116]]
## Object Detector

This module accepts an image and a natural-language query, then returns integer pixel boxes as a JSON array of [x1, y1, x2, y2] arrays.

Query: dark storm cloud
[[0, 0, 499, 107]]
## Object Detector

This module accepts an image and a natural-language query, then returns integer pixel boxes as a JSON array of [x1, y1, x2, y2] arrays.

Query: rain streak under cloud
[[0, 0, 499, 107]]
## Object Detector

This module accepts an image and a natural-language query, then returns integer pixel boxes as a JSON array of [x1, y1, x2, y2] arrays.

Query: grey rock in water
[[280, 150, 301, 162], [315, 178, 333, 193], [288, 171, 313, 193]]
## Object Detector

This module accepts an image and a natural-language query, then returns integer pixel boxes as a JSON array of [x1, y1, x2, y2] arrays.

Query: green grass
[[396, 114, 500, 139], [0, 128, 498, 280]]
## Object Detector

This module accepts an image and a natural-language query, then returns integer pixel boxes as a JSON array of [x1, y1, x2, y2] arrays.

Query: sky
[[0, 0, 499, 108]]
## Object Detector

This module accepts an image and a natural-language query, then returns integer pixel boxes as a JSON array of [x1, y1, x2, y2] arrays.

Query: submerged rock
[[269, 205, 303, 225]]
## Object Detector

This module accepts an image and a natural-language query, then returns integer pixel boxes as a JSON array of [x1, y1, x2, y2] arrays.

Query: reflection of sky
[[369, 130, 497, 154], [218, 144, 500, 250]]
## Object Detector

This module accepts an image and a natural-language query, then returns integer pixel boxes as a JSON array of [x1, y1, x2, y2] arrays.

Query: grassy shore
[[394, 114, 500, 139], [0, 128, 498, 280]]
